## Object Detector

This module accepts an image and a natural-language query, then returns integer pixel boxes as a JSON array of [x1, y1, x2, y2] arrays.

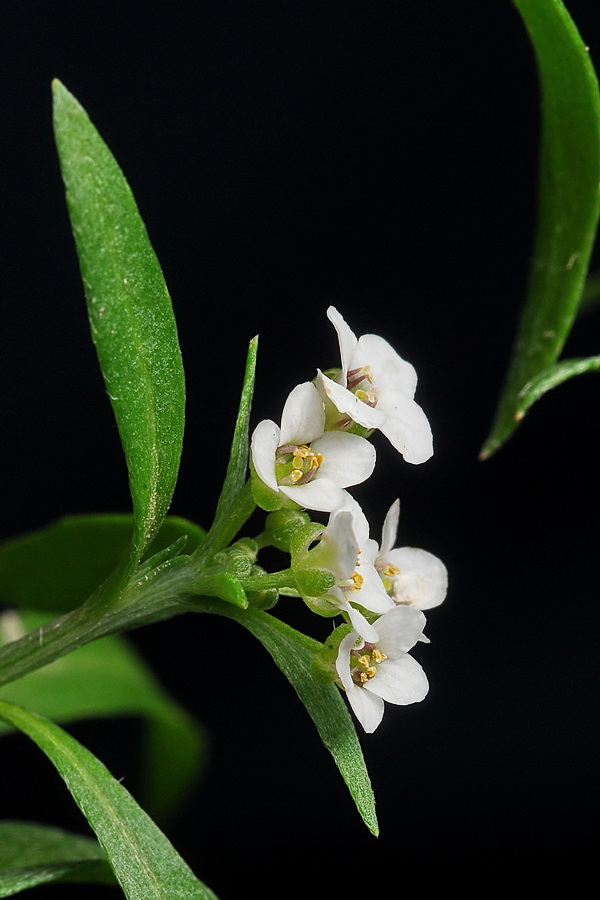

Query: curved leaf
[[0, 700, 218, 900], [0, 822, 114, 896], [194, 599, 379, 836], [481, 0, 600, 457], [516, 354, 600, 415], [52, 81, 186, 561], [0, 610, 205, 821]]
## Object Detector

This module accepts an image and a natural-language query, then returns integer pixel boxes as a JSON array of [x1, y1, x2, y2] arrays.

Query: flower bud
[[264, 508, 312, 552]]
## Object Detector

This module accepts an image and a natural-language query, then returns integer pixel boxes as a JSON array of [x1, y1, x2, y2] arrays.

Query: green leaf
[[516, 354, 600, 415], [481, 0, 600, 458], [0, 821, 114, 895], [194, 599, 379, 836], [0, 700, 218, 899], [197, 338, 258, 558], [0, 514, 205, 613], [52, 80, 186, 561], [0, 611, 205, 821]]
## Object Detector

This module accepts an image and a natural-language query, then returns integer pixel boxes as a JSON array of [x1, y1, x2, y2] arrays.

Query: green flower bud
[[264, 508, 312, 552], [294, 567, 336, 598]]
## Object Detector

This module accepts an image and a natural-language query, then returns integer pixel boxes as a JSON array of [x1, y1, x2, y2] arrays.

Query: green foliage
[[0, 701, 218, 899], [0, 515, 205, 614], [0, 610, 205, 821], [481, 0, 600, 456], [194, 599, 379, 837], [53, 81, 186, 561], [0, 822, 114, 895]]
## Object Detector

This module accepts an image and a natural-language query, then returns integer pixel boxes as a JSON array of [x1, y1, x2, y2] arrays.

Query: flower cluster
[[250, 307, 446, 733]]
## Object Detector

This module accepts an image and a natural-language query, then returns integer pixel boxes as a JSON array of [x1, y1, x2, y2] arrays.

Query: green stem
[[240, 568, 296, 593]]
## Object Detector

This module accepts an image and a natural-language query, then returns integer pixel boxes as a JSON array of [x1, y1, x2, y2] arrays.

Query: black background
[[1, 1, 599, 895]]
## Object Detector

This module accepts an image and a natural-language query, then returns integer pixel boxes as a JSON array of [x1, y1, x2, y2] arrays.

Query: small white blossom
[[251, 381, 376, 513], [310, 504, 394, 641], [377, 499, 447, 610], [316, 306, 433, 464], [336, 605, 429, 733]]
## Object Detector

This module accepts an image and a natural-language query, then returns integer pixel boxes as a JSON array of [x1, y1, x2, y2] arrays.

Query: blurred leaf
[[0, 700, 218, 899], [0, 610, 205, 822], [0, 514, 204, 614], [0, 821, 114, 895], [196, 599, 379, 836], [53, 80, 186, 561], [481, 0, 600, 457]]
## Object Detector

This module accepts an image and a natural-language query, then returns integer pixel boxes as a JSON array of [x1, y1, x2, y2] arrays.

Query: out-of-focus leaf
[[0, 700, 218, 899], [481, 0, 600, 457], [0, 515, 204, 613], [53, 80, 185, 562], [0, 610, 205, 821], [195, 599, 379, 836], [0, 821, 114, 896]]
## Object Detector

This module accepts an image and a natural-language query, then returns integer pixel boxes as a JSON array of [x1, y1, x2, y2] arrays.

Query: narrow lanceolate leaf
[[197, 337, 258, 557], [195, 599, 379, 836], [481, 0, 600, 458], [0, 701, 218, 900], [0, 611, 205, 822], [516, 354, 600, 416], [52, 81, 185, 561], [0, 822, 114, 895]]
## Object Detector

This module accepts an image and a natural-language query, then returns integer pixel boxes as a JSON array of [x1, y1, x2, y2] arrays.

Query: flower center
[[347, 365, 378, 408], [350, 642, 387, 685], [275, 443, 323, 485], [376, 559, 400, 595]]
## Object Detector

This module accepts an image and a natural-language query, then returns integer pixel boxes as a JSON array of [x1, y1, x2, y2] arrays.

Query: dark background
[[1, 1, 599, 895]]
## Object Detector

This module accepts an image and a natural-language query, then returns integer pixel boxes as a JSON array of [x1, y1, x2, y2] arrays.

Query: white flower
[[251, 381, 376, 513], [336, 605, 429, 733], [377, 499, 447, 610], [316, 306, 433, 464], [309, 503, 394, 641]]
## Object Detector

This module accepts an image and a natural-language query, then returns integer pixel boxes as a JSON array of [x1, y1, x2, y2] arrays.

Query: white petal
[[353, 563, 395, 614], [279, 479, 348, 513], [279, 382, 325, 446], [379, 399, 433, 464], [364, 653, 429, 705], [250, 420, 280, 491], [380, 499, 400, 554], [327, 306, 357, 379], [331, 592, 380, 642], [374, 605, 427, 656], [317, 508, 360, 577], [354, 333, 418, 399], [335, 633, 384, 733], [347, 683, 385, 733], [386, 547, 448, 609], [312, 431, 376, 487], [316, 370, 386, 429]]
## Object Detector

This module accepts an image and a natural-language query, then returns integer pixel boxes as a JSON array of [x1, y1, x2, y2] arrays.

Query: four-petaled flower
[[251, 381, 376, 512], [336, 605, 430, 733], [316, 305, 433, 464], [303, 503, 394, 641], [377, 499, 447, 609]]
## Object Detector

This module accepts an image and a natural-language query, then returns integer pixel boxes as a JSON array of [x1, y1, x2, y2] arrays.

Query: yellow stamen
[[382, 564, 400, 577], [350, 571, 364, 590]]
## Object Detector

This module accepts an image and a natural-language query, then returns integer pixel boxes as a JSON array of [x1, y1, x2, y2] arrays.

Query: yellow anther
[[310, 452, 323, 468], [293, 445, 311, 459], [289, 469, 303, 483], [350, 571, 364, 590], [356, 654, 370, 668], [382, 564, 400, 577], [364, 666, 377, 680], [371, 649, 387, 664]]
